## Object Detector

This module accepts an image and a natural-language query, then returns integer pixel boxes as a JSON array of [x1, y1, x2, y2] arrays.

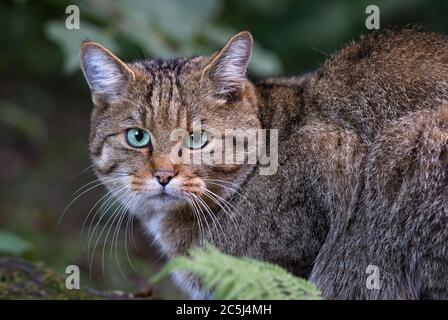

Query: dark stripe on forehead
[[152, 57, 189, 69], [173, 62, 187, 129], [140, 57, 191, 125], [168, 73, 174, 104], [139, 82, 153, 125], [166, 73, 174, 121], [174, 60, 184, 81], [142, 64, 155, 124], [138, 106, 147, 126], [169, 72, 176, 124], [142, 57, 190, 83], [155, 71, 162, 113]]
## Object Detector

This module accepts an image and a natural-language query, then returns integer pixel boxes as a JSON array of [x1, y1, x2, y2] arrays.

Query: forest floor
[[0, 257, 154, 300]]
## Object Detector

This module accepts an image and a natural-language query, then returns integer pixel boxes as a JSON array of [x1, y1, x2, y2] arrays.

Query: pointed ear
[[80, 42, 135, 105], [202, 31, 253, 99]]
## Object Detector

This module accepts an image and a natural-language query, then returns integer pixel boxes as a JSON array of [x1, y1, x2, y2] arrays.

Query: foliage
[[0, 100, 47, 144], [45, 0, 282, 76], [0, 231, 31, 256], [152, 243, 322, 300]]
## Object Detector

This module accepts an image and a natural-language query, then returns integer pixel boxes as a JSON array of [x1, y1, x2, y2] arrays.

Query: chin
[[134, 191, 187, 216], [153, 193, 185, 210]]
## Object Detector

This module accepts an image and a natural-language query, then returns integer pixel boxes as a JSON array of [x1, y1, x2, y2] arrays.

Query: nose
[[153, 169, 175, 187]]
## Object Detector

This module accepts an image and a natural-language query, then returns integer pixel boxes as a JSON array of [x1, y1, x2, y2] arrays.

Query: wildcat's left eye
[[184, 131, 208, 149], [126, 128, 151, 148]]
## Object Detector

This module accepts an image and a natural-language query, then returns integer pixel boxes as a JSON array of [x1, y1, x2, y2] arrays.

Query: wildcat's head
[[80, 32, 260, 218]]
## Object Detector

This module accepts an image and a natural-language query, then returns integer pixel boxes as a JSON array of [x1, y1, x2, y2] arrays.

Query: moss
[[0, 257, 154, 300]]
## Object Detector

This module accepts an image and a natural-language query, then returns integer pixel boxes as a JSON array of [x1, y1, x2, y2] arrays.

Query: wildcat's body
[[81, 29, 448, 299]]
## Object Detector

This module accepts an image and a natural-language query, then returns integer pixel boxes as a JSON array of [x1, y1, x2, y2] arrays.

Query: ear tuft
[[204, 31, 253, 98], [80, 42, 133, 105]]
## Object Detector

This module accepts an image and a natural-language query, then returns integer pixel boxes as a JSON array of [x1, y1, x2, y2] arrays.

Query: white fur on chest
[[143, 211, 169, 255], [142, 212, 209, 299]]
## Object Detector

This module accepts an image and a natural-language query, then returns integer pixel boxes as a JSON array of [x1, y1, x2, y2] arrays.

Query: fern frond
[[151, 243, 322, 300]]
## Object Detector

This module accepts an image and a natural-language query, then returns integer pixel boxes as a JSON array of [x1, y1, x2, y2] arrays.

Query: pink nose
[[153, 169, 175, 187]]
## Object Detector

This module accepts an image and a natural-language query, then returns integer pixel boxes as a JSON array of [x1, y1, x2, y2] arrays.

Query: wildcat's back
[[305, 29, 448, 138], [296, 29, 448, 299]]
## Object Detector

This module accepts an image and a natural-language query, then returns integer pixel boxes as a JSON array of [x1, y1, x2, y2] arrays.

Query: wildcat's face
[[81, 32, 260, 218]]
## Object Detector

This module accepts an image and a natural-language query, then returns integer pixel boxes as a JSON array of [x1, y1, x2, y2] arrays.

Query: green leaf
[[152, 243, 322, 300], [44, 1, 283, 76], [0, 231, 32, 256], [202, 26, 283, 76], [250, 45, 283, 77], [0, 100, 47, 143], [45, 20, 118, 73]]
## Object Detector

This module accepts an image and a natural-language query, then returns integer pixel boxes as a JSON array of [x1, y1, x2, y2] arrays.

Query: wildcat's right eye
[[126, 128, 151, 148], [184, 131, 209, 150]]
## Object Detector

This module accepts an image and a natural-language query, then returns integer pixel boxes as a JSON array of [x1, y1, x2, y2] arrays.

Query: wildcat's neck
[[255, 74, 312, 129]]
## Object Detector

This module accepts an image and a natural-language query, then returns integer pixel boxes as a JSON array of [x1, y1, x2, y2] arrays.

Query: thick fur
[[81, 29, 448, 299]]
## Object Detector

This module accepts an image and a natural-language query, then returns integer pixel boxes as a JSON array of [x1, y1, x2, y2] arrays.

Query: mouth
[[147, 189, 179, 201], [147, 189, 183, 204], [155, 192, 178, 200], [132, 182, 198, 212]]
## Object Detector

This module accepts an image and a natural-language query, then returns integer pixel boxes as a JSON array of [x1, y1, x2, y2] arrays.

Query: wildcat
[[80, 28, 448, 299]]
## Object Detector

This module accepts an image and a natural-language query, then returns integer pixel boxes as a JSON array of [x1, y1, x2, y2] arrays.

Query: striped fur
[[81, 29, 448, 299]]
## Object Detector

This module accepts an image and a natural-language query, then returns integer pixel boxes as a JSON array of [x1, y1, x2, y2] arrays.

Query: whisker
[[57, 178, 119, 231], [97, 192, 132, 277], [203, 188, 240, 237], [129, 212, 137, 250], [88, 186, 128, 276], [128, 192, 142, 252], [124, 212, 139, 273], [69, 164, 95, 180], [72, 175, 125, 197], [82, 183, 124, 239], [190, 194, 214, 244], [116, 191, 142, 276], [112, 198, 132, 281], [87, 185, 125, 256], [204, 187, 240, 218], [94, 205, 125, 277], [186, 197, 205, 246], [192, 194, 223, 244], [71, 179, 103, 197], [110, 195, 131, 259], [203, 179, 255, 213]]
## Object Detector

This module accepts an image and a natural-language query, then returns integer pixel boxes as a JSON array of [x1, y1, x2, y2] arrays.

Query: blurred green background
[[1, 0, 447, 299]]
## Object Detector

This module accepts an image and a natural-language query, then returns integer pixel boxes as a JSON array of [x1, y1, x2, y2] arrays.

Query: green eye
[[185, 131, 208, 149], [126, 128, 151, 148]]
